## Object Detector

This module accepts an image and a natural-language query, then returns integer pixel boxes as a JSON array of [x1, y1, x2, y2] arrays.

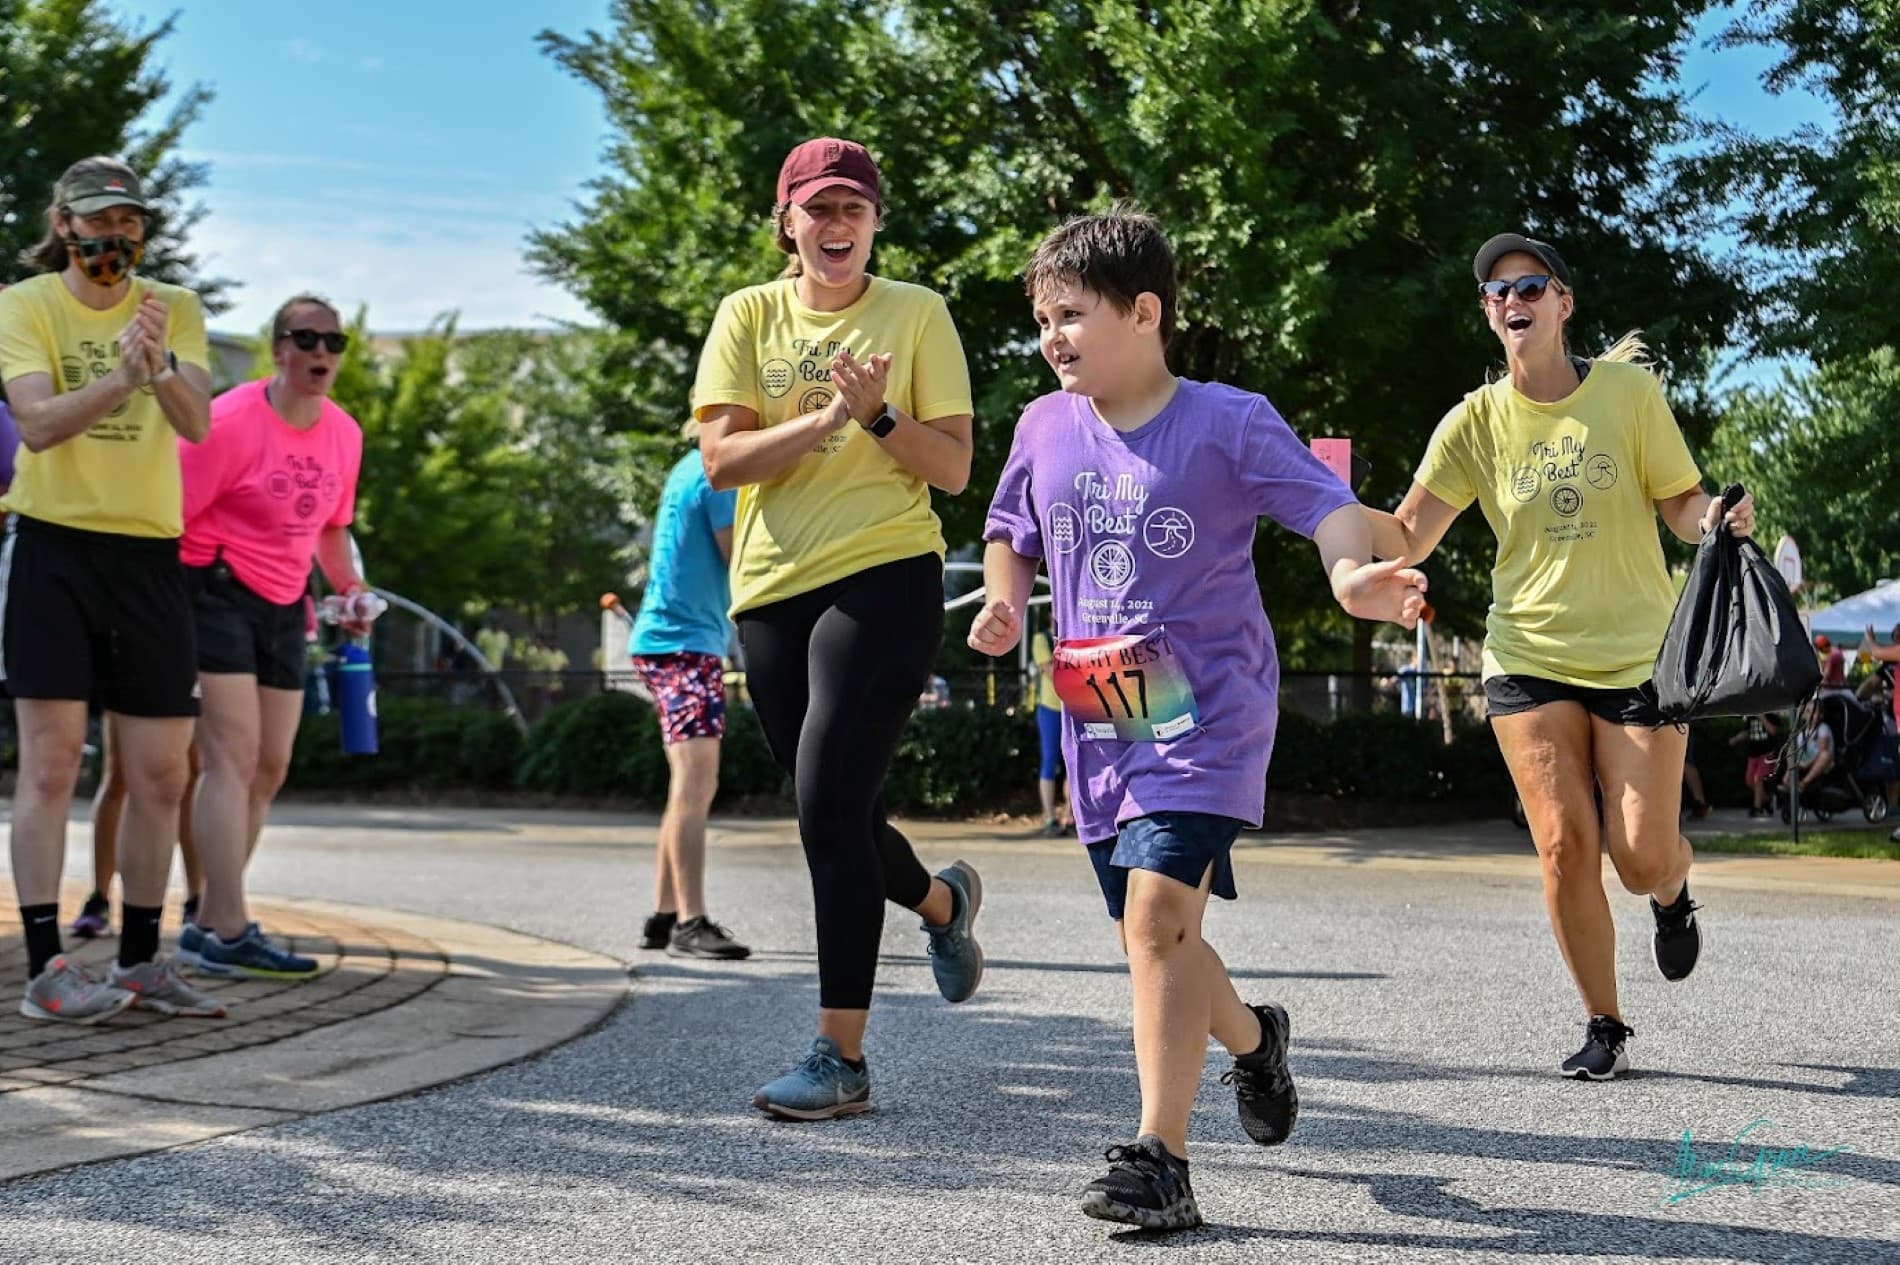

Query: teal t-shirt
[[630, 452, 737, 657]]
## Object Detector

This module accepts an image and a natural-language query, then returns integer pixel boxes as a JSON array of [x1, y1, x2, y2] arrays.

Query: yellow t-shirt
[[0, 273, 210, 537], [1415, 360, 1702, 688], [693, 276, 973, 614], [1031, 631, 1061, 711]]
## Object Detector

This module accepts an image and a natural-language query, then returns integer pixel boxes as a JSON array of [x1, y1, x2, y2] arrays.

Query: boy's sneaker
[[751, 1037, 871, 1120], [68, 893, 112, 940], [108, 958, 228, 1018], [1220, 1002, 1298, 1145], [668, 916, 751, 960], [1649, 883, 1701, 982], [20, 956, 135, 1024], [196, 924, 319, 979], [175, 921, 206, 971], [1080, 1135, 1202, 1231], [639, 911, 678, 951], [1561, 1014, 1633, 1080], [921, 859, 984, 1003]]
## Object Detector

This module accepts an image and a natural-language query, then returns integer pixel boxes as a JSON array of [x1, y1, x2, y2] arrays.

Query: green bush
[[290, 698, 523, 791]]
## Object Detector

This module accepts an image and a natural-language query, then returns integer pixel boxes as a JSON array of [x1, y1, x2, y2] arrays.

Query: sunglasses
[[279, 329, 350, 354], [1479, 275, 1562, 304]]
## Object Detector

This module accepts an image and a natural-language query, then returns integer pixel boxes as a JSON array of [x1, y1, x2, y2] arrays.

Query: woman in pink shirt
[[176, 294, 367, 979]]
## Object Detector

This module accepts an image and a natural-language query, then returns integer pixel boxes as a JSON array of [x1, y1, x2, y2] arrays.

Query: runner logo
[[1586, 454, 1618, 490], [1142, 506, 1195, 558]]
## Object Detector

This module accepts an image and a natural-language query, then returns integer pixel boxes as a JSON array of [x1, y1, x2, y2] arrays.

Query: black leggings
[[736, 553, 943, 1010]]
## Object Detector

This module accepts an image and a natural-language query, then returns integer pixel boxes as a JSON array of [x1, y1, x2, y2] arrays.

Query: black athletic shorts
[[1483, 673, 1667, 728], [186, 557, 307, 690], [0, 514, 200, 716]]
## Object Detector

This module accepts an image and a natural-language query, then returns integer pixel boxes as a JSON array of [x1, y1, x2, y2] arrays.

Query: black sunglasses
[[279, 328, 349, 354], [1478, 275, 1562, 304]]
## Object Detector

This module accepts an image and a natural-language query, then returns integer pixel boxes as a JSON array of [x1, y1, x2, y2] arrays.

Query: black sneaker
[[1219, 1002, 1298, 1146], [1079, 1135, 1201, 1231], [1561, 1015, 1634, 1080], [639, 912, 678, 951], [1649, 883, 1701, 982], [668, 916, 752, 960]]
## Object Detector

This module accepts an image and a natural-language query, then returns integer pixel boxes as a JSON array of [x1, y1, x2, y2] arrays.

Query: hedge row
[[288, 692, 1763, 816]]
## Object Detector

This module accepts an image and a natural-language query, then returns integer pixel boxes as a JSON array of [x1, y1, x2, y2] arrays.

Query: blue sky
[[116, 2, 1829, 338]]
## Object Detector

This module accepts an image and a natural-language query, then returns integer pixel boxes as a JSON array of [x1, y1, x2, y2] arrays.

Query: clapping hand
[[831, 349, 892, 428], [1332, 557, 1430, 629]]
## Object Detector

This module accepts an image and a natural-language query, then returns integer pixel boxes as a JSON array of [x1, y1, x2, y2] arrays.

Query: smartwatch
[[154, 350, 178, 383], [864, 403, 897, 439]]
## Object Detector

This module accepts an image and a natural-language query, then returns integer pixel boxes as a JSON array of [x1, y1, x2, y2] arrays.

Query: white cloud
[[193, 192, 595, 335], [279, 39, 326, 64]]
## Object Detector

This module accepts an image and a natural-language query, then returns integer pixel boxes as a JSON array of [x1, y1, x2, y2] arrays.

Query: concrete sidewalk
[[0, 883, 627, 1182]]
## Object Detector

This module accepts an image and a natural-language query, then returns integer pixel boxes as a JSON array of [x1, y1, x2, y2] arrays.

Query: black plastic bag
[[1649, 484, 1819, 723]]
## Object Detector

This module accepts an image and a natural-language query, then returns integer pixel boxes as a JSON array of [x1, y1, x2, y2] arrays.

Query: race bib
[[1053, 627, 1200, 743]]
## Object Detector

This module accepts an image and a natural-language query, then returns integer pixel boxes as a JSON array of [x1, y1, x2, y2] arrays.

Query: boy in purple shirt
[[971, 208, 1426, 1232]]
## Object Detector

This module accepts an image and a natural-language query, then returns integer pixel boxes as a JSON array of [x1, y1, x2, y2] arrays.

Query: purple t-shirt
[[984, 379, 1357, 842], [0, 401, 17, 490]]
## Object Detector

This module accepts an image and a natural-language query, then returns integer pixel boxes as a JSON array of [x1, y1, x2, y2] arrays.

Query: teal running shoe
[[922, 859, 984, 1003], [752, 1037, 871, 1121], [175, 920, 206, 971]]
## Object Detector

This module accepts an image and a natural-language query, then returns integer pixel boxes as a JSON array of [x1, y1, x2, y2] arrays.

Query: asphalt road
[[0, 805, 1894, 1264]]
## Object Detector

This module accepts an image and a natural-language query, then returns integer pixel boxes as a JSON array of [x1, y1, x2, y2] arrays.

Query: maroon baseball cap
[[777, 138, 881, 207]]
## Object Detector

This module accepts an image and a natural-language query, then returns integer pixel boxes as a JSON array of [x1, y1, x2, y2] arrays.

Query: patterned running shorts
[[630, 652, 727, 744]]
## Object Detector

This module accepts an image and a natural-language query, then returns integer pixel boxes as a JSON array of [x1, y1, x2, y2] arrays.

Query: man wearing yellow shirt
[[0, 156, 222, 1024]]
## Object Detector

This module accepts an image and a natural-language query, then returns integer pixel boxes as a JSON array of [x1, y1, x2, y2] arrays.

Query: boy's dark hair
[[1024, 204, 1178, 342]]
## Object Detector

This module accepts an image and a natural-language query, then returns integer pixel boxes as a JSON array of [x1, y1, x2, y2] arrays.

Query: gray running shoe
[[752, 1037, 871, 1121], [667, 916, 751, 960], [196, 923, 319, 979], [20, 956, 135, 1024], [109, 957, 228, 1017], [921, 860, 984, 1003]]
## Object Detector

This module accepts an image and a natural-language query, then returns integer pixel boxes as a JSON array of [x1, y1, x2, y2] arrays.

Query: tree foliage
[[532, 0, 1742, 646], [1706, 352, 1900, 602], [0, 0, 228, 306], [1698, 2, 1900, 360], [311, 317, 641, 619]]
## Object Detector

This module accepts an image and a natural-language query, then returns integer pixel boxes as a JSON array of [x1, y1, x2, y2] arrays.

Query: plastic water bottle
[[334, 642, 379, 755], [318, 591, 389, 625]]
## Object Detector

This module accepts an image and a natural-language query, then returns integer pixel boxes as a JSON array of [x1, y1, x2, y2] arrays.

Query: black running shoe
[[1649, 883, 1701, 982], [1561, 1014, 1634, 1080], [1079, 1135, 1201, 1231], [668, 916, 752, 960], [1220, 1002, 1298, 1146], [639, 912, 677, 951]]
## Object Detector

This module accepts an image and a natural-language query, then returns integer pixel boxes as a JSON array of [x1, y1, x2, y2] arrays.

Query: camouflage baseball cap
[[57, 162, 149, 217]]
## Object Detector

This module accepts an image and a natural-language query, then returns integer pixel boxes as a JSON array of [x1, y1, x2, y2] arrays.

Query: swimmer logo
[[1509, 466, 1540, 503], [761, 359, 795, 398], [1048, 503, 1083, 554]]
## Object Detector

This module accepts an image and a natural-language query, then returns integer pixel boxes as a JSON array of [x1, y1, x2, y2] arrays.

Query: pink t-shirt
[[180, 380, 363, 604]]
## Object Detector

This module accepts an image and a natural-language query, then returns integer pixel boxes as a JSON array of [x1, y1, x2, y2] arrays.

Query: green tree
[[533, 0, 1743, 662], [312, 317, 642, 620], [0, 0, 227, 305], [1697, 2, 1898, 360], [1705, 351, 1900, 602]]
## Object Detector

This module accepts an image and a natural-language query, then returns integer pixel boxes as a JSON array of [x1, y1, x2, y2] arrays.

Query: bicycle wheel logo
[[1089, 540, 1137, 591]]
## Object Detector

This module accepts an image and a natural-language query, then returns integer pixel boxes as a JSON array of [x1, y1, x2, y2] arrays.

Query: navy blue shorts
[[1085, 811, 1243, 921]]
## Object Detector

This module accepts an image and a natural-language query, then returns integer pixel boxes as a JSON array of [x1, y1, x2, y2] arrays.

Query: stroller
[[1775, 692, 1891, 824]]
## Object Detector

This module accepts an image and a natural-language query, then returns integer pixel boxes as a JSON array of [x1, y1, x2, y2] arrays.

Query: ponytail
[[770, 203, 802, 279], [1596, 330, 1654, 371]]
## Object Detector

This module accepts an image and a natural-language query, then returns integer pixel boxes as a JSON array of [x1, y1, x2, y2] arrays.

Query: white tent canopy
[[1808, 578, 1900, 644]]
